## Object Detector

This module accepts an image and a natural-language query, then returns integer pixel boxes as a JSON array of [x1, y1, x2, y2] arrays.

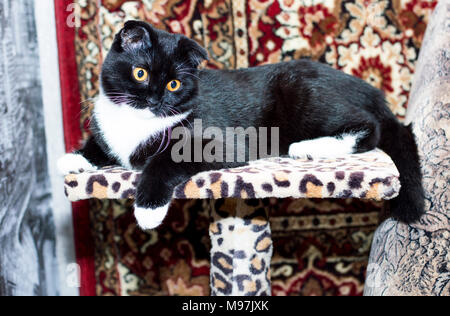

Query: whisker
[[178, 120, 190, 149], [160, 112, 172, 154], [176, 67, 197, 72], [152, 126, 166, 157], [163, 127, 172, 153], [104, 91, 136, 98], [166, 105, 180, 115], [80, 98, 95, 103], [176, 62, 192, 71], [105, 92, 135, 96], [167, 105, 193, 130], [80, 97, 98, 106], [165, 107, 190, 148], [178, 72, 201, 81]]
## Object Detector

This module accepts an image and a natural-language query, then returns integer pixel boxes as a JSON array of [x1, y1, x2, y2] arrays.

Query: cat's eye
[[133, 67, 148, 82], [167, 80, 181, 92]]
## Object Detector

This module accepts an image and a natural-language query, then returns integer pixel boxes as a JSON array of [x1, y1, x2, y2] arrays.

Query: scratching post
[[63, 149, 401, 296], [209, 199, 272, 296]]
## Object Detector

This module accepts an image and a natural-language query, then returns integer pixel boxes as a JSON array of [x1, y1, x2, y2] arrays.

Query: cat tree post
[[209, 199, 273, 296]]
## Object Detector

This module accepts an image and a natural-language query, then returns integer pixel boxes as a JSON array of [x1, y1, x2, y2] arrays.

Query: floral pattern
[[246, 0, 437, 117]]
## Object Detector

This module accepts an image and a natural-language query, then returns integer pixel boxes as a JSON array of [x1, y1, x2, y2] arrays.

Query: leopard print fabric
[[209, 199, 273, 296], [64, 149, 400, 203]]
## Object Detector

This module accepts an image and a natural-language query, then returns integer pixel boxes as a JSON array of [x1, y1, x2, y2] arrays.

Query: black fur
[[80, 21, 424, 224]]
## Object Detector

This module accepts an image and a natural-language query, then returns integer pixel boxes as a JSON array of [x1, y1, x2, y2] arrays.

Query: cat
[[58, 20, 424, 230]]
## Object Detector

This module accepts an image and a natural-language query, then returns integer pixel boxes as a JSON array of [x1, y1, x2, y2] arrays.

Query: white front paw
[[288, 143, 313, 160], [57, 154, 97, 175], [134, 203, 171, 230]]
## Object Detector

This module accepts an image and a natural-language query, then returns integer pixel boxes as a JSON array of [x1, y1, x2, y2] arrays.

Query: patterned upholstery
[[365, 0, 450, 296], [62, 0, 438, 296]]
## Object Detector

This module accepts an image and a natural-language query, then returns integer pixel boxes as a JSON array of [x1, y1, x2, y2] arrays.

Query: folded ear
[[179, 37, 209, 68], [115, 20, 152, 52]]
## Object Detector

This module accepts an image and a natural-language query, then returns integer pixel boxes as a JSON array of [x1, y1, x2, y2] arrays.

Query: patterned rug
[[55, 0, 437, 296]]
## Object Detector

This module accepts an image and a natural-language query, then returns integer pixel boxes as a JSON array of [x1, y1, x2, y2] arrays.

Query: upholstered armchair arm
[[364, 1, 450, 297]]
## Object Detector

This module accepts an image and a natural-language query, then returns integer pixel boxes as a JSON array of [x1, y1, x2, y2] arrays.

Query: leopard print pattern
[[64, 168, 140, 201], [209, 199, 273, 296], [64, 149, 400, 202]]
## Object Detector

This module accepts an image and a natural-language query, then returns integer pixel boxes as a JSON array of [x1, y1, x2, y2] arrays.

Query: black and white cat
[[58, 21, 424, 230]]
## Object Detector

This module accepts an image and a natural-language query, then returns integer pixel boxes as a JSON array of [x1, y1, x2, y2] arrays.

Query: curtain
[[0, 0, 58, 296]]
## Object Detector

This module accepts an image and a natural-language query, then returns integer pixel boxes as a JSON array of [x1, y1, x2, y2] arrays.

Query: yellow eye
[[133, 67, 148, 82], [167, 80, 181, 92]]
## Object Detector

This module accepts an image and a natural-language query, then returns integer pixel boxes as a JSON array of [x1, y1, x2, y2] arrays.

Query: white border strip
[[34, 0, 79, 296]]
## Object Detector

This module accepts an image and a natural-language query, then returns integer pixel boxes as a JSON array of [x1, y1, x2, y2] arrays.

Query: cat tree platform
[[64, 149, 400, 296]]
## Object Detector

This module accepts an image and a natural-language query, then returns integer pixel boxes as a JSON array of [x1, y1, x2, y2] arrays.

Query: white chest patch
[[94, 93, 190, 168]]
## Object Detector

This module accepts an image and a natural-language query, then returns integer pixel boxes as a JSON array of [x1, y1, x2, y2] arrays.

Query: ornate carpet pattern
[[62, 0, 437, 296]]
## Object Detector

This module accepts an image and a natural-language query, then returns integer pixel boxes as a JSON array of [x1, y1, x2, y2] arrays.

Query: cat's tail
[[378, 119, 425, 223]]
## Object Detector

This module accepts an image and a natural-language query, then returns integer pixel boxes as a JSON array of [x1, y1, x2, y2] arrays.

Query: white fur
[[57, 153, 97, 175], [94, 92, 190, 168], [134, 203, 171, 230], [289, 133, 362, 159]]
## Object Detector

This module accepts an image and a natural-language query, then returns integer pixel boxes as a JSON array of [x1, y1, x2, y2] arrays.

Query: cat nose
[[147, 97, 159, 107]]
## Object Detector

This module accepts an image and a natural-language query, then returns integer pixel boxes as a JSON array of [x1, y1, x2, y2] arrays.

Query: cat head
[[100, 20, 208, 117]]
